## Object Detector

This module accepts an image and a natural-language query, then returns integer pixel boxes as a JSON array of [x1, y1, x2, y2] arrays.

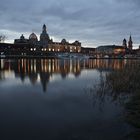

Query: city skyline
[[0, 0, 140, 48]]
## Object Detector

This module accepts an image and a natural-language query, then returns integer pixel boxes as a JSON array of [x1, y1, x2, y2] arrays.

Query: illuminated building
[[96, 45, 126, 57], [14, 24, 82, 54]]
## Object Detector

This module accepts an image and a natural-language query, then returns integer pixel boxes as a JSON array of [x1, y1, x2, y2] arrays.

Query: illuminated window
[[34, 48, 36, 51], [49, 48, 51, 51], [58, 49, 60, 52], [53, 49, 55, 52], [30, 48, 33, 51]]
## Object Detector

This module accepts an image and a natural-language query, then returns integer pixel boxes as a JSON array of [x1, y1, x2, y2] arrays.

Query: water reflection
[[0, 58, 139, 140], [0, 58, 138, 92]]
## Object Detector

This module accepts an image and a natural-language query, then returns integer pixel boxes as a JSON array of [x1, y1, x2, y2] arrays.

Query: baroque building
[[40, 24, 51, 47], [14, 24, 81, 53]]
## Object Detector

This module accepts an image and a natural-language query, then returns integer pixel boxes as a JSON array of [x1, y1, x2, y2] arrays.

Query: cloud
[[0, 0, 140, 48]]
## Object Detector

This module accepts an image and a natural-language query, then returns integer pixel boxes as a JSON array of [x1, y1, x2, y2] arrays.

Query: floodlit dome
[[29, 33, 38, 41]]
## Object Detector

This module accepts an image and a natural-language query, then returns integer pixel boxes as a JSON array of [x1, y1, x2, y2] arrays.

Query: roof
[[29, 33, 38, 40], [97, 45, 125, 50], [81, 47, 95, 51]]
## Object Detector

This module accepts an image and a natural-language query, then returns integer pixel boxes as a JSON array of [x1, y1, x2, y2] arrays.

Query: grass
[[106, 64, 140, 94], [125, 92, 140, 128], [104, 63, 140, 128]]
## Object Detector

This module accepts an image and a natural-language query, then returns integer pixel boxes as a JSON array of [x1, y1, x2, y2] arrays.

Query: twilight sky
[[0, 0, 140, 48]]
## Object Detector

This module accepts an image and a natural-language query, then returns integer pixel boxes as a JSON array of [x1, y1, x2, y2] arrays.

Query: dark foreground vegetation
[[105, 62, 140, 128], [99, 61, 140, 139]]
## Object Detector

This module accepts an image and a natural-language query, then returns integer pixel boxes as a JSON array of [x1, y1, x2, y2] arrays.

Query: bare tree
[[0, 35, 6, 43]]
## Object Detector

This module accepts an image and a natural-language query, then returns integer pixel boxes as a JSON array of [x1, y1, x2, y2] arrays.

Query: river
[[0, 58, 138, 140]]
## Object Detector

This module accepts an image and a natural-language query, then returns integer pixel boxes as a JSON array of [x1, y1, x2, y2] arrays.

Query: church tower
[[128, 35, 133, 50], [122, 38, 127, 48], [42, 24, 47, 34], [40, 24, 50, 47]]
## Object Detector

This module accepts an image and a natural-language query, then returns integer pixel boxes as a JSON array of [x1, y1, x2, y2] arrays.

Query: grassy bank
[[125, 93, 140, 128], [105, 63, 140, 128]]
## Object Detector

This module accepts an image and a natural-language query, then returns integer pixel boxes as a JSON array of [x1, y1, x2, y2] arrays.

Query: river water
[[0, 58, 137, 140]]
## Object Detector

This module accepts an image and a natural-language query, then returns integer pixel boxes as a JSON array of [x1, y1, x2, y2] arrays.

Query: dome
[[73, 40, 81, 46], [61, 39, 67, 44], [29, 33, 38, 40]]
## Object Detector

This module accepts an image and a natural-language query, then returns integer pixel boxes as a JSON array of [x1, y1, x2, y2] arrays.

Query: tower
[[42, 24, 47, 34], [128, 35, 133, 50], [40, 24, 50, 47], [122, 38, 127, 48]]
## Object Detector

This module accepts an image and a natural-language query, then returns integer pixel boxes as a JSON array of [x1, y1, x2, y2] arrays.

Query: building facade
[[96, 45, 126, 58], [14, 24, 81, 54]]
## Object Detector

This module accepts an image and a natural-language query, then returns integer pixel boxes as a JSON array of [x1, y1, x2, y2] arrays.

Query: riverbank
[[105, 63, 140, 129]]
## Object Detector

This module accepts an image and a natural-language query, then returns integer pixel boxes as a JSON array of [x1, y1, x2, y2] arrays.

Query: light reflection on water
[[0, 58, 138, 140], [0, 59, 128, 92]]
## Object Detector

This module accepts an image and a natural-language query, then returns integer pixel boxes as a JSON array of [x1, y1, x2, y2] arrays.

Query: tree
[[0, 35, 6, 43]]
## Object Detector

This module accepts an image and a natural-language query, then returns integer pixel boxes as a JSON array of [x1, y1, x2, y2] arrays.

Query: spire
[[129, 34, 132, 43], [128, 34, 133, 50], [43, 24, 47, 33], [129, 33, 132, 41], [43, 24, 46, 28]]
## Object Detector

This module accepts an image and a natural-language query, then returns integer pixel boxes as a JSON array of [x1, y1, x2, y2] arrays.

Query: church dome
[[61, 39, 67, 44], [29, 33, 38, 40]]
